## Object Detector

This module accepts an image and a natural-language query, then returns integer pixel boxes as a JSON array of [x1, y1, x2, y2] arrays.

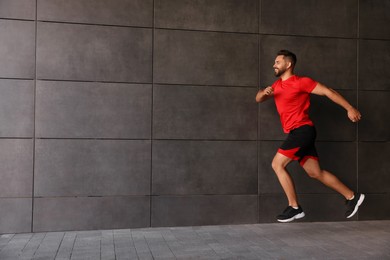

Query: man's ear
[[286, 62, 292, 69]]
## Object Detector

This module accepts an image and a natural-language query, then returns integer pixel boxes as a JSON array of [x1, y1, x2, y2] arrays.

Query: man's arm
[[256, 86, 274, 103], [311, 83, 361, 122]]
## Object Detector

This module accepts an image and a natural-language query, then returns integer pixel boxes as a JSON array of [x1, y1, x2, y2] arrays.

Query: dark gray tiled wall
[[0, 198, 32, 234], [155, 0, 259, 33], [153, 85, 257, 140], [359, 194, 390, 220], [310, 91, 357, 141], [35, 81, 152, 138], [358, 91, 389, 141], [34, 139, 151, 196], [33, 197, 150, 232], [37, 22, 153, 82], [154, 29, 258, 86], [358, 142, 390, 193], [359, 0, 390, 40], [260, 0, 358, 38], [359, 40, 390, 91], [152, 195, 258, 227], [37, 0, 153, 27], [0, 0, 388, 233], [0, 79, 34, 137], [0, 0, 36, 20], [0, 20, 35, 78], [152, 141, 257, 195], [0, 140, 33, 197]]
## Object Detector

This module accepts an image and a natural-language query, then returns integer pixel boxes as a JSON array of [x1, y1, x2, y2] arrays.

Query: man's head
[[273, 50, 297, 77]]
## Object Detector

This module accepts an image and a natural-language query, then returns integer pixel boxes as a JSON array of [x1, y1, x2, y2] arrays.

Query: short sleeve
[[299, 77, 318, 93]]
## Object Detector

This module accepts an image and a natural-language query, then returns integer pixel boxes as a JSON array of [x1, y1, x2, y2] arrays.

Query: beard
[[274, 67, 287, 77]]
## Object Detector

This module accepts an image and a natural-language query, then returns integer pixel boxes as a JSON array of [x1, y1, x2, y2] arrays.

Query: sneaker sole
[[346, 194, 365, 219], [277, 212, 305, 223]]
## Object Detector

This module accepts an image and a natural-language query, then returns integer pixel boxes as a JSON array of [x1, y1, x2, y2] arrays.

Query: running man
[[256, 50, 365, 222]]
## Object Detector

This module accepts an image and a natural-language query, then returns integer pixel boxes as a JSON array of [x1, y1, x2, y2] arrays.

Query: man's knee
[[302, 158, 323, 179], [272, 153, 292, 173], [306, 169, 323, 179], [272, 158, 285, 172], [271, 160, 279, 172]]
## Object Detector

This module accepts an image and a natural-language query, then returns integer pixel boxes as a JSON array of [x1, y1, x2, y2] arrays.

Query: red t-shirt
[[271, 75, 318, 133]]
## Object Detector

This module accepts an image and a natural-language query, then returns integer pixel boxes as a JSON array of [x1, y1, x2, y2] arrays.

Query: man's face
[[273, 55, 288, 77]]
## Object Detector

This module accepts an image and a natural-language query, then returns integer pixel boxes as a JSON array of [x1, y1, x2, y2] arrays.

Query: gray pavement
[[0, 220, 389, 260]]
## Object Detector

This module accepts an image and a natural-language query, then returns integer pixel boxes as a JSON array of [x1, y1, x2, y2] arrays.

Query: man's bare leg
[[271, 153, 298, 207], [302, 158, 354, 199]]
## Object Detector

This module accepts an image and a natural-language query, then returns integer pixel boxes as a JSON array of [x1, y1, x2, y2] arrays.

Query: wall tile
[[358, 91, 389, 141], [260, 35, 357, 90], [153, 85, 258, 140], [359, 0, 390, 39], [310, 91, 357, 141], [151, 195, 258, 227], [0, 20, 35, 78], [259, 141, 357, 194], [152, 140, 257, 195], [36, 81, 151, 138], [258, 98, 285, 140], [37, 0, 153, 27], [36, 22, 152, 82], [155, 0, 258, 33], [34, 139, 151, 196], [33, 196, 150, 232], [359, 193, 390, 220], [359, 142, 390, 193], [0, 139, 33, 197], [260, 0, 357, 38], [298, 194, 351, 222], [0, 79, 34, 137], [0, 0, 35, 20], [359, 40, 390, 91], [258, 193, 285, 223], [154, 30, 258, 86], [259, 194, 348, 223], [0, 198, 32, 234]]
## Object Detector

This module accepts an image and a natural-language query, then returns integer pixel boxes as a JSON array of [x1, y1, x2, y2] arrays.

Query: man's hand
[[256, 86, 273, 103], [347, 107, 362, 123], [264, 86, 274, 96]]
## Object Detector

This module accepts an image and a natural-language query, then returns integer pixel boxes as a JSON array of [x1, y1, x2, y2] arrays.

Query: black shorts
[[277, 125, 319, 166]]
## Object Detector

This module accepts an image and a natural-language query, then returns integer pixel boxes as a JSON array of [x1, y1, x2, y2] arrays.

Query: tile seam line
[[11, 18, 381, 41], [356, 0, 360, 221], [2, 19, 390, 40], [31, 0, 38, 233], [150, 0, 155, 229], [20, 78, 260, 89], [257, 0, 261, 224], [36, 20, 259, 35]]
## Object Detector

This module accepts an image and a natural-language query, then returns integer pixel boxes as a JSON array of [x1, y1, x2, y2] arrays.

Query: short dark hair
[[277, 50, 297, 68]]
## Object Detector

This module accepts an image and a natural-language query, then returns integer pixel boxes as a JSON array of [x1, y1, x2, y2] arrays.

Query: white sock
[[292, 206, 299, 209], [348, 195, 355, 200]]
